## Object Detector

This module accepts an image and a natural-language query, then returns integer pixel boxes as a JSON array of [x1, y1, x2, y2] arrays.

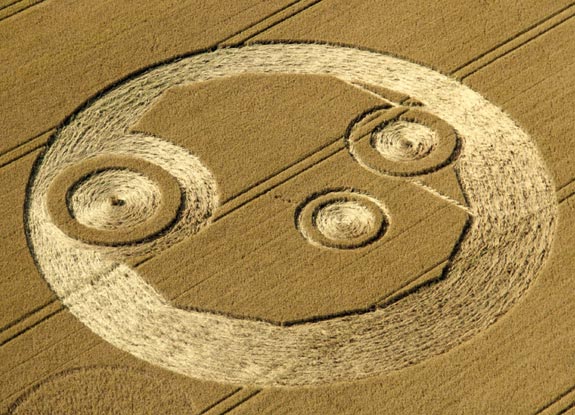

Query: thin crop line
[[219, 0, 309, 44], [533, 383, 575, 414], [0, 0, 45, 23], [196, 388, 242, 415], [229, 0, 323, 44], [0, 299, 56, 334], [451, 3, 575, 75], [0, 0, 21, 12], [456, 6, 575, 79], [0, 307, 63, 348], [218, 390, 261, 415], [0, 127, 54, 159]]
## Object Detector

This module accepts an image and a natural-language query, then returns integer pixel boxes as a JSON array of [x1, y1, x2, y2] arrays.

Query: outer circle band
[[26, 43, 557, 386]]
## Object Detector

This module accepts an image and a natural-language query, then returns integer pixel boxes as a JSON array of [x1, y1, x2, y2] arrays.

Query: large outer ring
[[26, 43, 557, 386]]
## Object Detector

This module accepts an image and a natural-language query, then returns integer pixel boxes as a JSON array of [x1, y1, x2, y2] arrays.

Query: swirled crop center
[[46, 155, 185, 247], [296, 190, 389, 250], [26, 43, 557, 386], [70, 170, 161, 230], [373, 121, 437, 162]]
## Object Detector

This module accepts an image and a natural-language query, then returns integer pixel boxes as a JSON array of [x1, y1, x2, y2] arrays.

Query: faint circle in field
[[9, 367, 197, 415], [46, 155, 184, 247]]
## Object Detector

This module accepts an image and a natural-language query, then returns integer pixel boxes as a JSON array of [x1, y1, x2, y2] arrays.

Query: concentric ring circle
[[296, 190, 388, 249], [346, 107, 460, 176], [69, 169, 162, 231], [47, 155, 182, 246]]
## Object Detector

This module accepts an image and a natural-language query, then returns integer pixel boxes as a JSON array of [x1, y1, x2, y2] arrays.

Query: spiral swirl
[[69, 169, 162, 231], [372, 120, 437, 162], [297, 190, 388, 250], [315, 200, 377, 241]]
